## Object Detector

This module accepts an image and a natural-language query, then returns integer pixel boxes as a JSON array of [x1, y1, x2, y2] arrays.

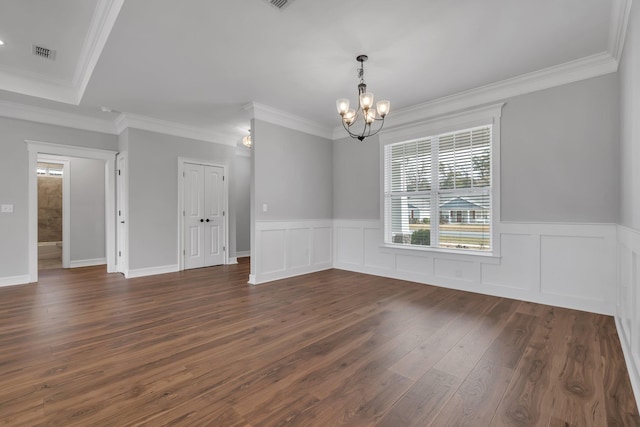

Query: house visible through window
[[383, 124, 493, 252]]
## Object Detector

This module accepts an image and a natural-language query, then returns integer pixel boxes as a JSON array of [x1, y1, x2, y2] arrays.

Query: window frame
[[379, 103, 503, 259]]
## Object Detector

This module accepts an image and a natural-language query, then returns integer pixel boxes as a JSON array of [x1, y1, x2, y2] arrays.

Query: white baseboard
[[69, 258, 106, 268], [228, 257, 238, 265], [236, 251, 250, 258], [0, 275, 31, 287], [251, 263, 333, 285], [126, 264, 179, 278]]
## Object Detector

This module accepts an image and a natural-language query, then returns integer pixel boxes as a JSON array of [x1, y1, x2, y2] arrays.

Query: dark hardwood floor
[[0, 259, 638, 426]]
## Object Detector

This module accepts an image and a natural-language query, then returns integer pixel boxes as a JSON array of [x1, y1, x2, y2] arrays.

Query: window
[[384, 124, 494, 253]]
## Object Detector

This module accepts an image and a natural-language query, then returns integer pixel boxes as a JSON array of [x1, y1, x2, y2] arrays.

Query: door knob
[[206, 219, 210, 222], [200, 219, 204, 222]]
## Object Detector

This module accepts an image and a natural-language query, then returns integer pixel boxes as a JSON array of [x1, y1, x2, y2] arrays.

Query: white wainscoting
[[616, 225, 640, 408], [334, 220, 617, 315], [251, 220, 333, 285]]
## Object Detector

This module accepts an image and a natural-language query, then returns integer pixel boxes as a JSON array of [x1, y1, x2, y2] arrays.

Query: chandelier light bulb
[[377, 100, 390, 117], [336, 98, 350, 115], [360, 92, 374, 110], [343, 109, 356, 125], [366, 109, 376, 124]]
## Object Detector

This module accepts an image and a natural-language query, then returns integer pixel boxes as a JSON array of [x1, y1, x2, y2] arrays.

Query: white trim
[[126, 264, 179, 279], [228, 257, 238, 265], [69, 258, 107, 268], [0, 275, 31, 287], [115, 113, 237, 147], [26, 140, 117, 283], [177, 158, 231, 270], [615, 224, 640, 411], [333, 53, 617, 140], [609, 0, 633, 63], [0, 101, 116, 134], [73, 0, 125, 102], [116, 152, 129, 276], [616, 316, 640, 413], [37, 155, 71, 268], [236, 251, 250, 258], [244, 102, 334, 140]]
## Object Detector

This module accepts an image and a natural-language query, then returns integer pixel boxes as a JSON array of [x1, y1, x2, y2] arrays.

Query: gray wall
[[70, 157, 106, 262], [333, 135, 381, 219], [333, 73, 620, 224], [253, 120, 333, 221], [234, 153, 251, 254], [126, 128, 237, 270], [501, 73, 619, 223], [0, 116, 117, 278], [620, 2, 640, 230]]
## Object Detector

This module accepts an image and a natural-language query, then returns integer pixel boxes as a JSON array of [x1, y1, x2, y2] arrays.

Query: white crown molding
[[0, 70, 78, 105], [609, 0, 633, 63], [0, 100, 117, 134], [115, 112, 237, 147], [74, 0, 126, 103], [334, 51, 618, 139], [244, 102, 334, 140]]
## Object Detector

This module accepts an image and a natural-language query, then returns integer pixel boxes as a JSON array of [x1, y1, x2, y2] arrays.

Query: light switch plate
[[262, 203, 268, 213], [1, 204, 14, 213]]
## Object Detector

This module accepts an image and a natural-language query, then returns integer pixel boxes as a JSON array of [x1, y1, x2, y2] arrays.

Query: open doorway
[[37, 158, 68, 270], [27, 141, 117, 283]]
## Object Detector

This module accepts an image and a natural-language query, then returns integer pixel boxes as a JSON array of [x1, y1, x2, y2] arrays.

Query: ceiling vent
[[263, 0, 294, 10], [32, 44, 56, 61]]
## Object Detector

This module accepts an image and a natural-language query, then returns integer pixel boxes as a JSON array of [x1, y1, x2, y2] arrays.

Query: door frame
[[36, 155, 71, 268], [178, 157, 229, 270], [26, 140, 117, 283], [116, 152, 128, 275]]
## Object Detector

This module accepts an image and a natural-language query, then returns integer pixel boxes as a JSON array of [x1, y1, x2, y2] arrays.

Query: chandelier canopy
[[336, 55, 390, 141]]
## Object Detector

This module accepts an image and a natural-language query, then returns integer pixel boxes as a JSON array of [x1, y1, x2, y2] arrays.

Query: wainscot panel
[[334, 220, 616, 315], [617, 225, 640, 411], [251, 220, 333, 284]]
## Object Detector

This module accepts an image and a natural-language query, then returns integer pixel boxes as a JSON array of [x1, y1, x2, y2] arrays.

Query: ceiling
[[0, 0, 629, 146]]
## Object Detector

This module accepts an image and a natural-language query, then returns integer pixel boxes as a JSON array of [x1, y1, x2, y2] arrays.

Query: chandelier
[[336, 55, 390, 141], [242, 130, 252, 148]]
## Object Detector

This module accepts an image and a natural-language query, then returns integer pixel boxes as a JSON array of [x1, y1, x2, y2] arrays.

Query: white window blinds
[[384, 125, 493, 252]]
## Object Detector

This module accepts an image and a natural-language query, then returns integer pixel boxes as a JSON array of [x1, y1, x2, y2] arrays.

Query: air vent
[[263, 0, 294, 10], [32, 44, 56, 61]]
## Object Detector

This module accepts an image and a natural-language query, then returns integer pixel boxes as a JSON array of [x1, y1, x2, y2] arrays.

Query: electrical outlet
[[0, 204, 13, 213]]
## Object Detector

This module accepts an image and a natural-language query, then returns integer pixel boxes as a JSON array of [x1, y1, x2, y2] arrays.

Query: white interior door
[[184, 163, 225, 269], [204, 165, 225, 266]]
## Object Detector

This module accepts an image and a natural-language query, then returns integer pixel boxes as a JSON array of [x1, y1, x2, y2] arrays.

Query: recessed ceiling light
[[0, 40, 5, 46]]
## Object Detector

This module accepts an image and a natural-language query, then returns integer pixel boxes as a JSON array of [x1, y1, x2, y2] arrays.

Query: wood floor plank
[[0, 260, 636, 426]]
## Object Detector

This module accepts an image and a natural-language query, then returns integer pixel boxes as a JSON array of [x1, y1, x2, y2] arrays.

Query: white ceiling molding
[[0, 100, 117, 134], [114, 112, 237, 147], [0, 70, 79, 105], [333, 51, 618, 140], [244, 102, 334, 140], [608, 0, 633, 63], [73, 0, 126, 103]]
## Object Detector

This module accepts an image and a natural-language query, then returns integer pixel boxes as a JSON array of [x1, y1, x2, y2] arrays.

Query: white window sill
[[379, 243, 501, 264]]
